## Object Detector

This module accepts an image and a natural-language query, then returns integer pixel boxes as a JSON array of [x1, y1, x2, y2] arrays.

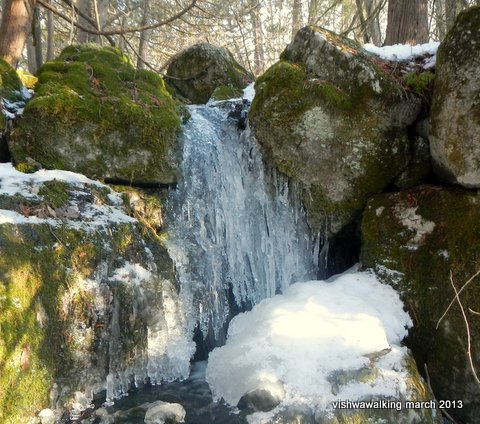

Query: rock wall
[[361, 187, 480, 422]]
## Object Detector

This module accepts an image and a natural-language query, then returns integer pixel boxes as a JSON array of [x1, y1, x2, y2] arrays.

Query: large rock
[[429, 6, 480, 188], [250, 26, 422, 236], [9, 45, 181, 184], [0, 164, 193, 423], [166, 43, 253, 104], [361, 186, 480, 423]]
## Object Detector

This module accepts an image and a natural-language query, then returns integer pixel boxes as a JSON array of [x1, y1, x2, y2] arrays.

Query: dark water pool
[[76, 362, 249, 424]]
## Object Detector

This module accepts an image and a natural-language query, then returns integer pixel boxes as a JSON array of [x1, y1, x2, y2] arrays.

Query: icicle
[[166, 101, 318, 343]]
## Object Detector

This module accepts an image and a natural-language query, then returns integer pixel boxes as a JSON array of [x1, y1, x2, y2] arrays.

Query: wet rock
[[0, 164, 192, 423], [237, 381, 285, 412], [393, 136, 432, 189], [144, 400, 186, 424]]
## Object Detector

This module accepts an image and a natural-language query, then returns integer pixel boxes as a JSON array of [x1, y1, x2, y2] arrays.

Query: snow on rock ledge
[[206, 270, 441, 423]]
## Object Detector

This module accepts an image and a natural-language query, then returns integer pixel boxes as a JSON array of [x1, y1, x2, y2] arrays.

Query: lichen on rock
[[8, 44, 181, 185], [429, 6, 480, 188], [249, 26, 422, 237], [166, 43, 253, 104], [361, 186, 480, 423]]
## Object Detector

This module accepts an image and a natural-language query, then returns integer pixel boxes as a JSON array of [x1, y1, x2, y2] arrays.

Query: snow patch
[[206, 270, 413, 421], [363, 42, 440, 62], [109, 262, 154, 285], [243, 83, 255, 102], [0, 163, 135, 228]]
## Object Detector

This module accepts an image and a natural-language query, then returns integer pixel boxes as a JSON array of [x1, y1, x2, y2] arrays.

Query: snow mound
[[206, 270, 413, 421]]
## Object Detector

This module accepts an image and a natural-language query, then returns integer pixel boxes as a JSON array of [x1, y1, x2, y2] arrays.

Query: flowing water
[[166, 99, 319, 348], [82, 97, 319, 423]]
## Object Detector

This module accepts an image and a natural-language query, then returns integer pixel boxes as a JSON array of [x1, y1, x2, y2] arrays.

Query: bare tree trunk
[[97, 0, 108, 29], [26, 35, 37, 73], [308, 0, 318, 24], [364, 0, 382, 45], [136, 0, 150, 69], [47, 1, 55, 60], [355, 0, 371, 43], [0, 0, 35, 66], [434, 0, 446, 40], [291, 0, 303, 39], [417, 0, 429, 42], [384, 0, 429, 45], [33, 3, 43, 69], [250, 0, 265, 75], [77, 0, 92, 43], [445, 0, 457, 30]]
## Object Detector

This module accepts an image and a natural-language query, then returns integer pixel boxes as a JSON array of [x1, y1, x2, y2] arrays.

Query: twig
[[447, 270, 480, 384], [436, 269, 480, 330], [38, 0, 197, 36]]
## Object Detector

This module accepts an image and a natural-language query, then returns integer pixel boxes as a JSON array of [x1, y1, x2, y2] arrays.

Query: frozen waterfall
[[165, 97, 319, 349]]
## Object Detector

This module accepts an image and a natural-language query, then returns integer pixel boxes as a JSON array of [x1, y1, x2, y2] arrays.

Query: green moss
[[0, 224, 85, 422], [403, 71, 435, 96], [211, 85, 243, 101], [38, 180, 70, 208], [0, 58, 23, 102], [10, 45, 181, 183]]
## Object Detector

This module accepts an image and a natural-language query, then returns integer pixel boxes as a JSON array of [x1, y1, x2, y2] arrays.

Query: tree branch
[[38, 0, 197, 36]]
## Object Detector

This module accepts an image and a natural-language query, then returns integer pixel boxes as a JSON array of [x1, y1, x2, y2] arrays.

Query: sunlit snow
[[206, 269, 413, 422], [0, 163, 135, 227]]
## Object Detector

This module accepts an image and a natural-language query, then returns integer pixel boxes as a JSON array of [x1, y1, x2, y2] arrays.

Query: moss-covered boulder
[[1, 58, 29, 156], [0, 58, 24, 104], [249, 26, 422, 236], [8, 45, 181, 184], [429, 6, 480, 188], [0, 164, 193, 423], [361, 187, 480, 423], [166, 43, 253, 104]]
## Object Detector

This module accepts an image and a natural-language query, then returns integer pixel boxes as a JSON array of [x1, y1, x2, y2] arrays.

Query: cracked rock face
[[249, 26, 422, 237], [429, 6, 480, 188]]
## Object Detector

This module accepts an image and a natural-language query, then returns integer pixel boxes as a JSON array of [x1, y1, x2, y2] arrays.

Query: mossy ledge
[[9, 44, 181, 184]]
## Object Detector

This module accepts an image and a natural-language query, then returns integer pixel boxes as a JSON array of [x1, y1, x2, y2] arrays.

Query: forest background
[[0, 0, 479, 82]]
